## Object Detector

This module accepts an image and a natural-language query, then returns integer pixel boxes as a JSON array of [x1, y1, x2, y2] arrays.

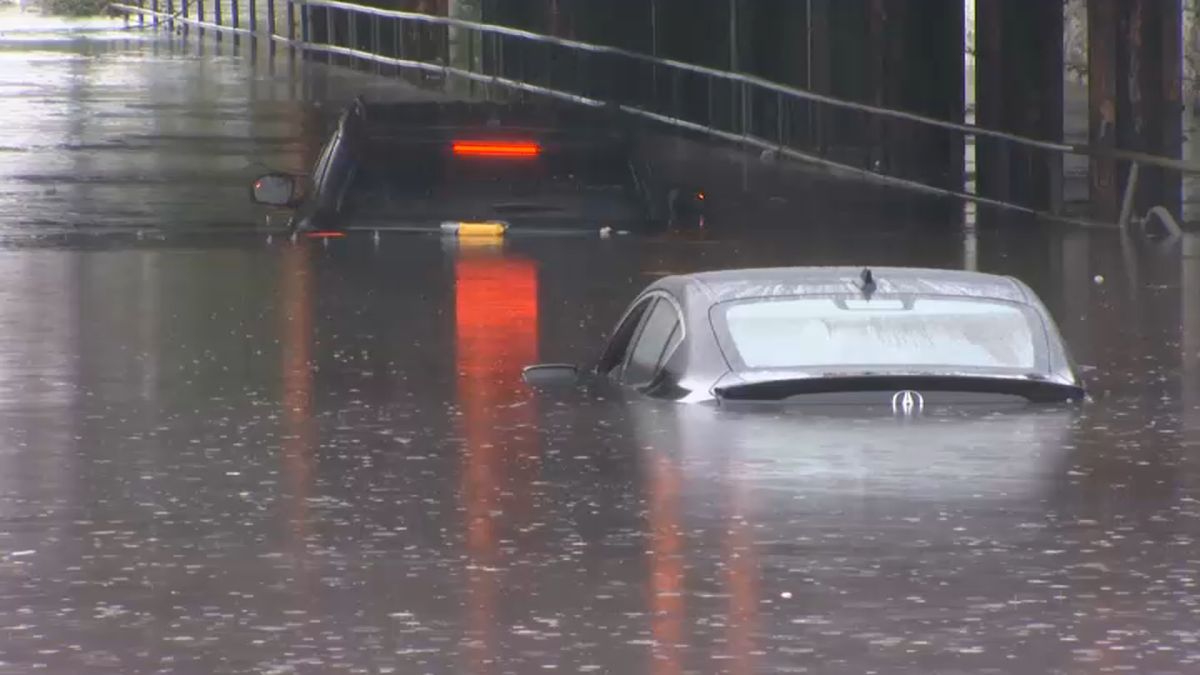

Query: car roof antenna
[[860, 268, 876, 299]]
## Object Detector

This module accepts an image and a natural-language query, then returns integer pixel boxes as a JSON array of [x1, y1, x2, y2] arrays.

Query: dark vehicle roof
[[648, 266, 1033, 308]]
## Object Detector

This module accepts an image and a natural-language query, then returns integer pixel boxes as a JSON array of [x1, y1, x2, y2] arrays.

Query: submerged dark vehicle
[[524, 266, 1086, 409], [249, 97, 705, 236]]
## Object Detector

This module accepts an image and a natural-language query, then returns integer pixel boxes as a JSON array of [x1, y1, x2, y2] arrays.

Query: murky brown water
[[0, 28, 1199, 675]]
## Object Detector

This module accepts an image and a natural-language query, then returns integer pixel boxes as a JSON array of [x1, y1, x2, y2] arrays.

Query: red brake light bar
[[452, 140, 541, 158]]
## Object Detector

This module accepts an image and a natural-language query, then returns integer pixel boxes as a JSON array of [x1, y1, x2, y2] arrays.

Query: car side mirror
[[251, 173, 301, 207], [522, 363, 579, 387]]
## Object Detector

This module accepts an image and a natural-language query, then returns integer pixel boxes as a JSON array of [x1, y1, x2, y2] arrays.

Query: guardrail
[[109, 0, 1197, 231]]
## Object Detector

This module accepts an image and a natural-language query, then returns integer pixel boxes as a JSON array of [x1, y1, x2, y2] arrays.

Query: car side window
[[596, 298, 655, 376], [621, 298, 682, 387]]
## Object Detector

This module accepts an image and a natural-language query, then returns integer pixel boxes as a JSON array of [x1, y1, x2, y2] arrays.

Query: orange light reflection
[[649, 453, 684, 675], [280, 242, 316, 597], [455, 253, 540, 674], [724, 476, 759, 675]]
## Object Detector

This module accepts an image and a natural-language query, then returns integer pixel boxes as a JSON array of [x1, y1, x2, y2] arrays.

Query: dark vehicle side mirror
[[251, 173, 302, 207], [522, 363, 580, 387]]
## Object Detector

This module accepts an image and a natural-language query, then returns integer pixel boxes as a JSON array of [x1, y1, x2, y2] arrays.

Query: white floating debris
[[1093, 274, 1105, 285], [10, 550, 35, 557], [780, 591, 793, 599]]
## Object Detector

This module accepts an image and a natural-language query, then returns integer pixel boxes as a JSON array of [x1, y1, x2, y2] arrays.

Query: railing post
[[213, 0, 221, 29], [301, 0, 310, 43], [372, 14, 381, 73], [466, 18, 474, 87], [266, 0, 275, 39], [165, 0, 173, 32], [137, 0, 145, 27], [151, 0, 159, 27], [393, 16, 401, 75], [231, 0, 239, 32], [707, 76, 714, 127], [180, 0, 188, 36], [776, 91, 784, 148], [286, 0, 295, 43], [324, 5, 334, 63], [248, 0, 256, 35], [743, 82, 752, 140]]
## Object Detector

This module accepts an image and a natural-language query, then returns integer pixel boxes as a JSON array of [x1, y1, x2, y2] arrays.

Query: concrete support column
[[1088, 0, 1184, 221], [975, 0, 1065, 213]]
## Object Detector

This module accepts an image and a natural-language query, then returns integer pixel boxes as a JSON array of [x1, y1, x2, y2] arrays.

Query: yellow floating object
[[440, 221, 508, 237]]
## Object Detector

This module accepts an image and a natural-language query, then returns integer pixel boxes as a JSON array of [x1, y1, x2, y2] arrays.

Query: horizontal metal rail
[[301, 0, 1200, 177]]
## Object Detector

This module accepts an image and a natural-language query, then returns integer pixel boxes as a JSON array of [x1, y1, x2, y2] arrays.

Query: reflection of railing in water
[[108, 0, 1200, 231]]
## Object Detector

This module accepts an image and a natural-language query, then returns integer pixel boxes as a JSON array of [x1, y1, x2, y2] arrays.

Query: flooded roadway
[[2, 26, 1200, 675]]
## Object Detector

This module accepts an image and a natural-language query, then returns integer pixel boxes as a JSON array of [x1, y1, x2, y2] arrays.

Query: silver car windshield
[[716, 296, 1045, 372]]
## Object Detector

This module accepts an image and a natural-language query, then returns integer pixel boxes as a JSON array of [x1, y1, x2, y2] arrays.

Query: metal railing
[[109, 0, 1199, 231]]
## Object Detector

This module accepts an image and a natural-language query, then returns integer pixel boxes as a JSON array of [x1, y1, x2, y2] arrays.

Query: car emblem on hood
[[892, 390, 924, 415]]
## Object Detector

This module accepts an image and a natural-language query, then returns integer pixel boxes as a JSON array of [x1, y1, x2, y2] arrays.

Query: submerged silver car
[[525, 266, 1085, 407]]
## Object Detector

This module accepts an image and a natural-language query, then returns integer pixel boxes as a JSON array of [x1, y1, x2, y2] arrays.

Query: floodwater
[[1, 26, 1200, 675]]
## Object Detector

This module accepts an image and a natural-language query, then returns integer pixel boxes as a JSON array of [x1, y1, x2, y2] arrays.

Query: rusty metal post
[[1144, 0, 1184, 216], [921, 0, 965, 194], [1089, 0, 1183, 221], [1089, 0, 1123, 220], [834, 0, 960, 203], [976, 0, 1064, 213]]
